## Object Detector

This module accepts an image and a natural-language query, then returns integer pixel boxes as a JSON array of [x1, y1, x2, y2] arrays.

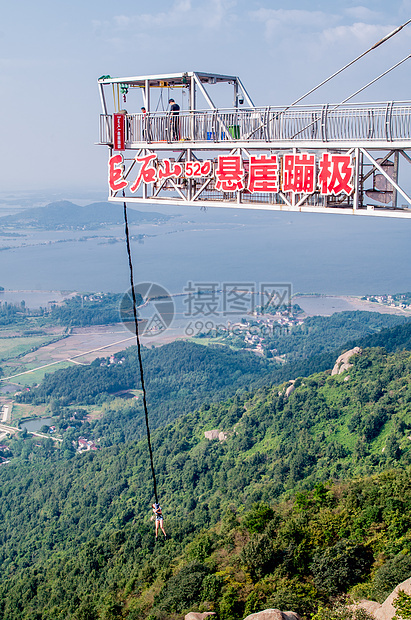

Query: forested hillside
[[16, 341, 274, 433], [16, 312, 408, 443], [49, 293, 141, 327], [356, 319, 411, 353], [244, 310, 407, 361], [2, 345, 411, 619]]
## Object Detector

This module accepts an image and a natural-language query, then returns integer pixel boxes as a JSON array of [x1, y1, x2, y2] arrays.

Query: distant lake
[[1, 205, 411, 298], [22, 417, 54, 432]]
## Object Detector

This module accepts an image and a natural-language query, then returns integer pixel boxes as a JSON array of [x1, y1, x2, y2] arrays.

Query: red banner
[[108, 152, 354, 196], [113, 114, 125, 151]]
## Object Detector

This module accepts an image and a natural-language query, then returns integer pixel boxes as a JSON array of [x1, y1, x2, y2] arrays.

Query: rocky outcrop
[[331, 347, 362, 375], [243, 609, 301, 620], [285, 381, 296, 398], [185, 612, 216, 620], [204, 430, 219, 440], [355, 577, 411, 620], [204, 430, 227, 441], [278, 380, 296, 398]]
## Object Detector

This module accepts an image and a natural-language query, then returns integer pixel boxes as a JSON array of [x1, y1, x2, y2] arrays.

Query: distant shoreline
[[1, 289, 411, 318], [293, 294, 411, 317]]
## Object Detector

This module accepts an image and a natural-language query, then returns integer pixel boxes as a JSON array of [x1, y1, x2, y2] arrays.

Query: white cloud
[[250, 8, 339, 40], [95, 0, 237, 38], [344, 6, 383, 21], [248, 7, 398, 50], [321, 22, 396, 46]]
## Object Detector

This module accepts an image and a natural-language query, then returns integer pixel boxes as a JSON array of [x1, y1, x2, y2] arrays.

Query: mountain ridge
[[1, 344, 411, 619], [2, 317, 411, 619], [0, 200, 172, 230]]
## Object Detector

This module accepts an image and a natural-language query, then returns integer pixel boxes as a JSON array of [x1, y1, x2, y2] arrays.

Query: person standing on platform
[[169, 98, 180, 141], [141, 107, 148, 140]]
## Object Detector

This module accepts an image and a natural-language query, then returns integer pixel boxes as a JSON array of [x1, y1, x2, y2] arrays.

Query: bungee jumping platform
[[97, 67, 411, 218]]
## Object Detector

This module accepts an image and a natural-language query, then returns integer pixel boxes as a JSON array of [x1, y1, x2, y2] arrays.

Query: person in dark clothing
[[169, 98, 180, 140]]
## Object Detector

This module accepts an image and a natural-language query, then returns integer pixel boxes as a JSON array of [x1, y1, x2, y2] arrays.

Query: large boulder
[[185, 613, 216, 620], [285, 381, 296, 398], [355, 577, 411, 620], [204, 430, 227, 441], [243, 609, 301, 620], [204, 430, 220, 440], [278, 381, 296, 398], [331, 347, 362, 375]]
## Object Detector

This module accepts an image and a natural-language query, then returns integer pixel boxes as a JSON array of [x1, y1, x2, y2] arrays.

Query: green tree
[[311, 541, 373, 595], [243, 502, 275, 533], [394, 591, 411, 620]]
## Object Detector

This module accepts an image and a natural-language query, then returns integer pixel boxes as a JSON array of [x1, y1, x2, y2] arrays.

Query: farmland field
[[0, 336, 60, 362]]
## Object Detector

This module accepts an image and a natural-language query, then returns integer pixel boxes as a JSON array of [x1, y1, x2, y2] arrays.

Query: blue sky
[[1, 0, 411, 193]]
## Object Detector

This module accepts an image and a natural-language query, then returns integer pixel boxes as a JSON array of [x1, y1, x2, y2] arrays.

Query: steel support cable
[[122, 195, 159, 505], [282, 18, 411, 114], [290, 53, 411, 139], [338, 53, 411, 105]]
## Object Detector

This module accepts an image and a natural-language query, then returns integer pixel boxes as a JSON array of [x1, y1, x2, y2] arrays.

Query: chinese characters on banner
[[283, 154, 315, 193], [109, 152, 354, 196], [248, 155, 278, 192], [318, 153, 354, 195], [113, 114, 126, 151], [215, 156, 245, 191]]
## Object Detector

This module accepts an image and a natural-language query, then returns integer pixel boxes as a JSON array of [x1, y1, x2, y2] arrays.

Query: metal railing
[[99, 102, 411, 146]]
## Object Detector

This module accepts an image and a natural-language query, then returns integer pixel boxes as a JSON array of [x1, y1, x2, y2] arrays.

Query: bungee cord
[[122, 193, 159, 505], [114, 21, 410, 510]]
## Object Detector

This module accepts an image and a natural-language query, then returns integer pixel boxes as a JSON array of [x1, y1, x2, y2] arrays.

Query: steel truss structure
[[98, 71, 411, 218]]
